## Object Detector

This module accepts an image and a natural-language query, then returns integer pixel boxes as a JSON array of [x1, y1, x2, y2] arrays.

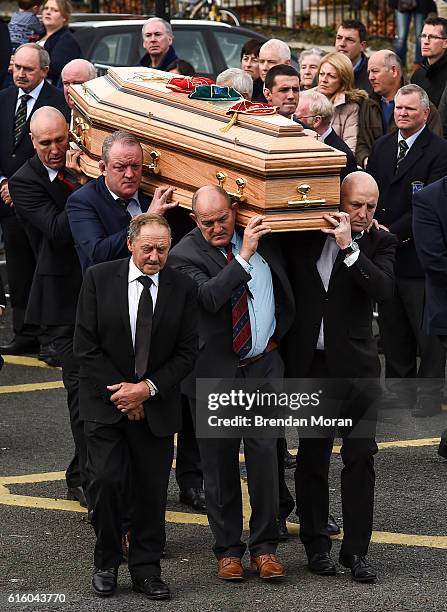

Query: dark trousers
[[85, 418, 174, 579], [197, 349, 285, 559], [53, 333, 87, 494], [175, 394, 203, 491], [379, 277, 446, 408], [0, 214, 37, 340], [295, 350, 378, 558], [277, 437, 295, 519]]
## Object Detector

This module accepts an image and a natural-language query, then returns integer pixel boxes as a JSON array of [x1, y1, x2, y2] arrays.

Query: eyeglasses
[[418, 33, 447, 41], [297, 114, 321, 120]]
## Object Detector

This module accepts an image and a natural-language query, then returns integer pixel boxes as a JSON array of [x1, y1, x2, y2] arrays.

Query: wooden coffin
[[70, 67, 346, 231]]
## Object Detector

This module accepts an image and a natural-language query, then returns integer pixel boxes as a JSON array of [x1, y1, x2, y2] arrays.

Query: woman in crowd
[[39, 0, 82, 86], [240, 38, 264, 101], [316, 51, 367, 153], [299, 47, 325, 90]]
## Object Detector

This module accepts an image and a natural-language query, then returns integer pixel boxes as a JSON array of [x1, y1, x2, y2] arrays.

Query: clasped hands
[[107, 381, 150, 421]]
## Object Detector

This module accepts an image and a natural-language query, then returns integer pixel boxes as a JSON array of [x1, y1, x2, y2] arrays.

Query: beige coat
[[330, 92, 360, 154]]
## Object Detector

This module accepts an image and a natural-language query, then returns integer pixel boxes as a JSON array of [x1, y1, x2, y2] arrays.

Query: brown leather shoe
[[250, 554, 285, 580], [217, 557, 244, 581]]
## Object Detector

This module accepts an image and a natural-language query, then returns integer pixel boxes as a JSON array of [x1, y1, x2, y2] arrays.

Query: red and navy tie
[[226, 243, 252, 358]]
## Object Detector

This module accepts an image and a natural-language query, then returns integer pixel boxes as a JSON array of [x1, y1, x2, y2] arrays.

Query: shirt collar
[[128, 257, 159, 287], [106, 185, 140, 206], [320, 126, 332, 142], [398, 124, 426, 149], [43, 165, 60, 182], [352, 55, 363, 72], [19, 80, 44, 101]]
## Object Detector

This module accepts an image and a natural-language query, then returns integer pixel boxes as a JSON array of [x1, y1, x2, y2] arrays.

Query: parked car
[[70, 19, 270, 79]]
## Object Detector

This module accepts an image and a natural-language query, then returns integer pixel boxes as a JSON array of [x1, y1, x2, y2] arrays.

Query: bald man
[[284, 172, 397, 583], [61, 59, 96, 109], [169, 186, 295, 582], [9, 106, 88, 509]]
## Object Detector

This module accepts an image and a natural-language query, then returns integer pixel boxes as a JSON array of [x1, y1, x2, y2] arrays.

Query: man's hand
[[65, 149, 89, 185], [124, 403, 145, 421], [107, 381, 150, 411], [321, 211, 352, 249], [149, 186, 178, 216], [0, 180, 13, 206], [366, 218, 389, 232], [239, 215, 272, 262]]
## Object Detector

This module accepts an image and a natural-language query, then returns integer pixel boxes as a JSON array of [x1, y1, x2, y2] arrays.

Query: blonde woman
[[316, 52, 367, 153]]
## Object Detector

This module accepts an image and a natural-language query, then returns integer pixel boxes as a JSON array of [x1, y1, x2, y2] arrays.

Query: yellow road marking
[[0, 472, 66, 485], [0, 381, 65, 394], [3, 355, 61, 369]]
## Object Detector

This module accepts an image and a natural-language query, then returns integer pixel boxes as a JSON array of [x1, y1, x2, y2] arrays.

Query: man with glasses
[[411, 17, 447, 107]]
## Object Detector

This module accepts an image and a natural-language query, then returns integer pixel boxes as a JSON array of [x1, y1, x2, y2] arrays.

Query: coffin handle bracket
[[145, 150, 160, 175], [215, 172, 247, 202], [288, 184, 326, 208]]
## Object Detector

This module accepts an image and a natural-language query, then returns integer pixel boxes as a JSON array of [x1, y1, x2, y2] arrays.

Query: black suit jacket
[[366, 126, 447, 278], [168, 227, 295, 397], [8, 154, 82, 326], [0, 21, 11, 90], [74, 258, 198, 436], [413, 177, 447, 336], [44, 27, 83, 86], [0, 81, 70, 217], [324, 128, 358, 181], [284, 229, 397, 378]]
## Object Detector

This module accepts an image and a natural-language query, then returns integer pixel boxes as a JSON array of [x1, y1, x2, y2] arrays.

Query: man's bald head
[[30, 106, 69, 170], [61, 59, 96, 108], [340, 172, 379, 233], [191, 185, 236, 248], [368, 49, 402, 99]]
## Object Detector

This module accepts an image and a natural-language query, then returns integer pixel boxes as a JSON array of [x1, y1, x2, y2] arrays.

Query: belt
[[237, 338, 278, 368]]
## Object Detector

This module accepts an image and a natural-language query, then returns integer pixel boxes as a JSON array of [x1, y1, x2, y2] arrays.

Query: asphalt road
[[1, 311, 447, 612]]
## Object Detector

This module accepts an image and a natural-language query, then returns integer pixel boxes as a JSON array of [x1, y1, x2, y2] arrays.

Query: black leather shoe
[[284, 449, 296, 469], [339, 552, 377, 582], [179, 487, 206, 512], [277, 517, 289, 541], [66, 486, 87, 508], [308, 552, 336, 576], [0, 337, 39, 355], [38, 342, 61, 367], [133, 575, 170, 600], [92, 567, 118, 596], [327, 514, 341, 536]]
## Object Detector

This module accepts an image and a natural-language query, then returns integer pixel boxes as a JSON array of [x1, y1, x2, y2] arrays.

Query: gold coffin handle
[[70, 116, 89, 148], [145, 150, 160, 175], [215, 172, 247, 202], [288, 184, 326, 208]]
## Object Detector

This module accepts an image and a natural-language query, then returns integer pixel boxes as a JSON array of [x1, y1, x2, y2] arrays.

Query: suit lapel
[[116, 258, 134, 356], [391, 128, 429, 184], [152, 267, 174, 333], [194, 228, 227, 269], [6, 88, 18, 152], [29, 155, 71, 207]]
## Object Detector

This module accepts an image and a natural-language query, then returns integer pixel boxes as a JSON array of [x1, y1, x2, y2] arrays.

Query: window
[[214, 31, 250, 69], [91, 32, 133, 66]]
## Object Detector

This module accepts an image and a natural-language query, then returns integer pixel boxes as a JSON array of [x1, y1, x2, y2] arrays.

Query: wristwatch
[[143, 379, 157, 397], [341, 241, 359, 257]]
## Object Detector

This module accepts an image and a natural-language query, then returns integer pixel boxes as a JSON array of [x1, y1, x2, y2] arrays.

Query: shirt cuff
[[0, 176, 7, 185], [343, 249, 360, 267], [235, 253, 252, 273]]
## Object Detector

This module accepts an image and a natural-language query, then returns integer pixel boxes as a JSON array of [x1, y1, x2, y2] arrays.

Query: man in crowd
[[74, 213, 197, 600], [335, 19, 372, 93], [140, 17, 177, 71], [356, 49, 442, 168], [66, 129, 201, 511], [296, 89, 357, 180], [8, 107, 86, 508], [61, 58, 96, 109], [263, 64, 300, 120], [216, 68, 253, 99], [367, 84, 447, 417], [411, 17, 447, 107], [0, 43, 69, 359], [169, 186, 295, 582], [285, 172, 397, 582], [255, 39, 291, 103]]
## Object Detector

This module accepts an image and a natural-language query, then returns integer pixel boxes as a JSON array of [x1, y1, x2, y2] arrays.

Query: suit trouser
[[53, 333, 87, 495], [84, 418, 174, 579], [175, 393, 203, 491], [295, 350, 378, 558], [379, 277, 446, 409], [197, 349, 284, 559], [0, 214, 37, 341]]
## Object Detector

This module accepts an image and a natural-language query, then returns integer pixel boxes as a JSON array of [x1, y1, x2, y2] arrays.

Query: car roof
[[70, 19, 234, 28]]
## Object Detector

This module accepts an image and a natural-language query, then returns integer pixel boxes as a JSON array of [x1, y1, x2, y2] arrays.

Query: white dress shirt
[[106, 186, 142, 217], [15, 80, 44, 118], [127, 257, 159, 349]]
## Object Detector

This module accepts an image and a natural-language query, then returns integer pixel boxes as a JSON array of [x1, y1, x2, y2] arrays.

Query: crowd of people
[[0, 6, 446, 603]]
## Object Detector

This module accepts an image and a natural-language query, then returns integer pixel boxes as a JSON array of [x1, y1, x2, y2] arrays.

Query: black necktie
[[117, 198, 131, 221], [134, 275, 153, 380], [395, 140, 409, 173], [14, 94, 30, 147]]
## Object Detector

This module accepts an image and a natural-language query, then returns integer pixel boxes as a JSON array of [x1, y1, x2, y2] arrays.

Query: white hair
[[216, 68, 253, 98], [259, 38, 291, 61], [142, 17, 173, 38], [300, 90, 334, 126]]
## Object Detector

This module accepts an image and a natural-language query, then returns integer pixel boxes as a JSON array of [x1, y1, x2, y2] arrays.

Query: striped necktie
[[13, 94, 30, 147], [395, 140, 409, 173], [226, 243, 252, 358]]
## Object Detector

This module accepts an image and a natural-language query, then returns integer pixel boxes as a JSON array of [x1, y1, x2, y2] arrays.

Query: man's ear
[[264, 87, 272, 104], [189, 212, 198, 226], [360, 41, 367, 53], [99, 159, 106, 175], [30, 133, 36, 151]]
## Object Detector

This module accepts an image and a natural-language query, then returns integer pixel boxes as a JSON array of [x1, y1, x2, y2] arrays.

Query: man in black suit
[[367, 84, 447, 416], [0, 42, 69, 357], [8, 106, 86, 509], [285, 172, 397, 582], [66, 129, 201, 513], [74, 213, 197, 600], [296, 89, 357, 180], [169, 185, 295, 582]]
